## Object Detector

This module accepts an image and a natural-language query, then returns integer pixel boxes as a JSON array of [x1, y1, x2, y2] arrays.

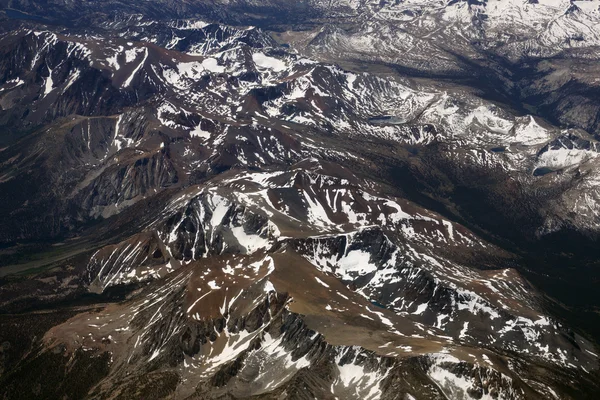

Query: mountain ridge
[[1, 2, 600, 399]]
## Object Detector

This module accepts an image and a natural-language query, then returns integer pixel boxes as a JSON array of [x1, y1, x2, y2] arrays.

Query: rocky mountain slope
[[1, 2, 600, 399]]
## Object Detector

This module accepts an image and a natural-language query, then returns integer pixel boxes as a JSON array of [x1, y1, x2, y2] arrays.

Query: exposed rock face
[[1, 2, 600, 399]]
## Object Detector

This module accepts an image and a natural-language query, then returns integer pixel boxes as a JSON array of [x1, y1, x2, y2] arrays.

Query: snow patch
[[252, 52, 287, 72]]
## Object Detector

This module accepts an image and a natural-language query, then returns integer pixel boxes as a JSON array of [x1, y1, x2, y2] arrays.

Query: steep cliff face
[[1, 3, 600, 399]]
